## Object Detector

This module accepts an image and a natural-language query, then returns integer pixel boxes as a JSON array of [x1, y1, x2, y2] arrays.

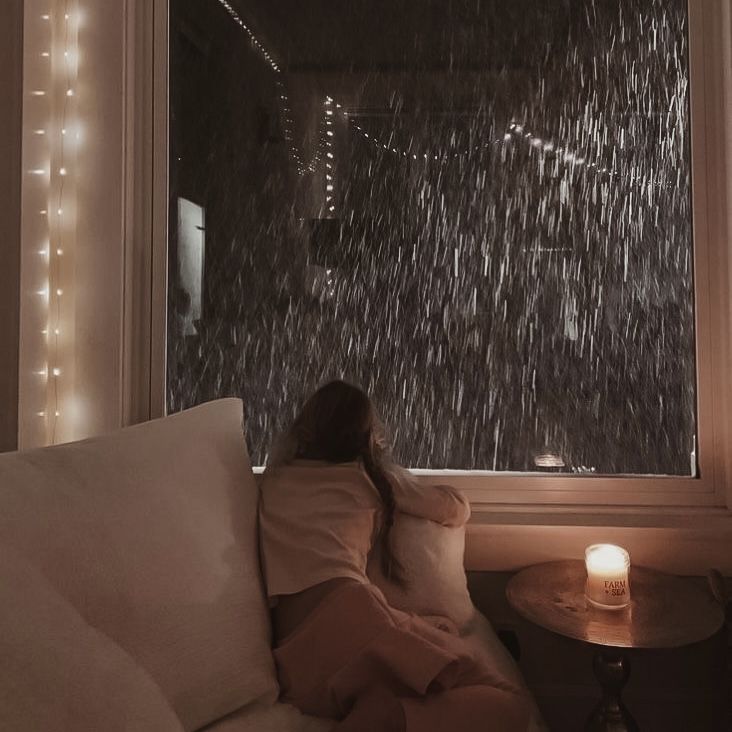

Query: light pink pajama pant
[[273, 582, 530, 731]]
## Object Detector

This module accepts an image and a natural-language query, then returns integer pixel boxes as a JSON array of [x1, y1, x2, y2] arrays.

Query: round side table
[[506, 560, 724, 732]]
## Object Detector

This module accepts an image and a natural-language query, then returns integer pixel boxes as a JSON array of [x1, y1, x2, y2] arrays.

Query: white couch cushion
[[201, 701, 333, 732], [0, 547, 184, 732], [0, 399, 278, 731]]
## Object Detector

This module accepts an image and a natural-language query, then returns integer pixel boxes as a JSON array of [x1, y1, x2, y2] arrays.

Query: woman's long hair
[[268, 380, 407, 586]]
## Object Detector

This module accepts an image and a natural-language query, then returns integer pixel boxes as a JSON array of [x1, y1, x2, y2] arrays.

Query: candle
[[585, 544, 630, 610]]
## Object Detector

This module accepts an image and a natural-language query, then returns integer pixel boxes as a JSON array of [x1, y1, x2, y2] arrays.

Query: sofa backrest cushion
[[0, 399, 278, 731], [0, 547, 184, 732]]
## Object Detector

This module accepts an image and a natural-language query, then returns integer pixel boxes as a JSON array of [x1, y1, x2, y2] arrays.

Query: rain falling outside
[[167, 0, 696, 475]]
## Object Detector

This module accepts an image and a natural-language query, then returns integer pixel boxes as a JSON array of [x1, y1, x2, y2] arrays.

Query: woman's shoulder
[[262, 460, 373, 489]]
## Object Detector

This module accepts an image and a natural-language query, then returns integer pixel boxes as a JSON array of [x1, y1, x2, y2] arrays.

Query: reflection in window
[[168, 0, 696, 475]]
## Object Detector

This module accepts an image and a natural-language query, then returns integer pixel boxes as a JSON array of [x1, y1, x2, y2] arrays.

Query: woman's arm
[[392, 479, 471, 527]]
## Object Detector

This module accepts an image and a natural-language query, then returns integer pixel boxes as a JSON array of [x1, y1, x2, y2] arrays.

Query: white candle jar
[[585, 544, 631, 610]]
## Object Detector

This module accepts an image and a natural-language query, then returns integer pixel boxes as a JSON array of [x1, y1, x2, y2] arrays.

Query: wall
[[0, 0, 23, 453], [71, 0, 128, 440]]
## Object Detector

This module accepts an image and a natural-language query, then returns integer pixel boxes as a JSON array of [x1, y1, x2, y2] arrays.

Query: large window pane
[[167, 0, 696, 474]]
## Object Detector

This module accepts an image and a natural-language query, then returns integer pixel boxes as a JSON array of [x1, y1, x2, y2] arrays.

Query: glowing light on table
[[585, 544, 631, 610]]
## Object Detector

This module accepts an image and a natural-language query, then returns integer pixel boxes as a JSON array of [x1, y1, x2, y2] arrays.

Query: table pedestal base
[[585, 650, 639, 732]]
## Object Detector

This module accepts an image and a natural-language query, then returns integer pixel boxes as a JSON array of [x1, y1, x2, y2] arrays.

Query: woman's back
[[259, 460, 382, 603]]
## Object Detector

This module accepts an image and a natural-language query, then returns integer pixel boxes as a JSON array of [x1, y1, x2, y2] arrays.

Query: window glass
[[168, 0, 696, 474]]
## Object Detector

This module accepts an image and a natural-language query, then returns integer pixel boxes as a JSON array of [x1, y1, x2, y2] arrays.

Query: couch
[[0, 399, 542, 731]]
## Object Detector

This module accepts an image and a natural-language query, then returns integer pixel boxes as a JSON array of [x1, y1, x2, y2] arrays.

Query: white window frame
[[124, 0, 732, 573]]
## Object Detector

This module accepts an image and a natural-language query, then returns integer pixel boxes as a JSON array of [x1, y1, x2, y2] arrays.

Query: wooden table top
[[506, 560, 725, 649]]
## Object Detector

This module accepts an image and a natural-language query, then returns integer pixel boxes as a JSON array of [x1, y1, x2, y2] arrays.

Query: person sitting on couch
[[259, 379, 530, 731]]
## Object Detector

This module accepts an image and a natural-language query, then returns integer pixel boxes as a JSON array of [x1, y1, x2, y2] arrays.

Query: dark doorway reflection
[[168, 0, 696, 474]]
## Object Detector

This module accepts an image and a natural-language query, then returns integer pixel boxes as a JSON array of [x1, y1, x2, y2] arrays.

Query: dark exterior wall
[[0, 0, 23, 452]]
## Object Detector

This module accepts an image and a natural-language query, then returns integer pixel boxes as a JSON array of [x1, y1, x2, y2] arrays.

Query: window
[[166, 0, 699, 479]]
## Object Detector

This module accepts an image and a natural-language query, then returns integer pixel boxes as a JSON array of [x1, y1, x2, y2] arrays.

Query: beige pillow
[[0, 399, 278, 731], [367, 511, 475, 627], [0, 548, 183, 732]]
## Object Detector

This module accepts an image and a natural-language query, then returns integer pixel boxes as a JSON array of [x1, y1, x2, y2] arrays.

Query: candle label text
[[604, 579, 627, 597]]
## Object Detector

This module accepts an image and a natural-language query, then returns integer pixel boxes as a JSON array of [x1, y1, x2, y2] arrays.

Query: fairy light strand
[[27, 0, 79, 444], [213, 0, 662, 199], [324, 97, 336, 215]]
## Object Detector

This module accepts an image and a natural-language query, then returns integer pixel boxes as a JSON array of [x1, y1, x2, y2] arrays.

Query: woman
[[259, 380, 529, 731]]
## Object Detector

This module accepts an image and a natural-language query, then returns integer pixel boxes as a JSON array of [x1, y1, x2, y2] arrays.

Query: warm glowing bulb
[[34, 129, 46, 135], [37, 411, 46, 417], [30, 169, 46, 175], [326, 185, 334, 191], [56, 248, 63, 255], [54, 328, 60, 335], [57, 208, 63, 215], [56, 288, 63, 296], [61, 128, 67, 135], [41, 52, 50, 58], [52, 368, 61, 376], [66, 89, 74, 97], [41, 14, 50, 20], [59, 167, 67, 176], [55, 410, 60, 417], [31, 90, 46, 96]]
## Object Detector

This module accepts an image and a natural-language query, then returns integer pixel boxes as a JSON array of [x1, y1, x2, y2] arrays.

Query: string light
[[215, 0, 280, 72], [213, 0, 661, 218], [324, 97, 336, 215], [345, 114, 506, 161], [214, 0, 327, 177], [21, 0, 80, 444]]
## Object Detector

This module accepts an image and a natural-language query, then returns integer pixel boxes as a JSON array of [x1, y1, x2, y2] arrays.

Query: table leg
[[585, 650, 640, 732]]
